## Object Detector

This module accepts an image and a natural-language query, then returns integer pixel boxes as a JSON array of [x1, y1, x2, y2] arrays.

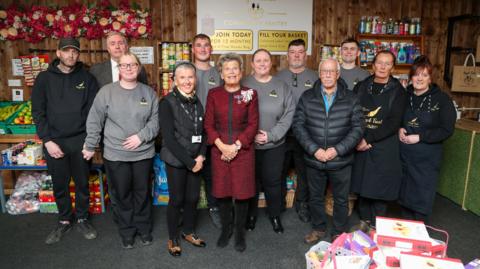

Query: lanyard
[[173, 91, 199, 135], [410, 94, 431, 111]]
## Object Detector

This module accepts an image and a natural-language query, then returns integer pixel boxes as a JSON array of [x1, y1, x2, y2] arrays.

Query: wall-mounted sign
[[197, 0, 313, 55]]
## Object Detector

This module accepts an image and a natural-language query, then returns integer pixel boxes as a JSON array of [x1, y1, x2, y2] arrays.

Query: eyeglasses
[[118, 63, 139, 70], [292, 73, 298, 87]]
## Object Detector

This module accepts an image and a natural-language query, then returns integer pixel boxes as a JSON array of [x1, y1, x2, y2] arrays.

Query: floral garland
[[0, 0, 151, 43]]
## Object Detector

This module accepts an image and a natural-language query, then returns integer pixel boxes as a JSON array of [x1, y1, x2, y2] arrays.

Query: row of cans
[[161, 42, 191, 71]]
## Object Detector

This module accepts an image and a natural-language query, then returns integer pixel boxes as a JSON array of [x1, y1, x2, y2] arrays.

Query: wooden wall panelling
[[0, 0, 479, 117]]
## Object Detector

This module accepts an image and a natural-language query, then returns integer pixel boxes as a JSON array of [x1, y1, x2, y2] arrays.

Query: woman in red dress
[[204, 53, 259, 252]]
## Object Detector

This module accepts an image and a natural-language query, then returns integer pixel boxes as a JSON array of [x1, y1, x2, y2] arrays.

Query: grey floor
[[0, 194, 479, 269]]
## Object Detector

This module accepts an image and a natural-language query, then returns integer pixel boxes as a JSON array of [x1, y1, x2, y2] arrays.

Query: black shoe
[[45, 222, 73, 245], [77, 219, 97, 240], [216, 225, 233, 248], [297, 203, 311, 223], [234, 229, 246, 252], [140, 234, 153, 246], [209, 207, 222, 229], [245, 216, 256, 231], [121, 237, 135, 249], [270, 216, 284, 234]]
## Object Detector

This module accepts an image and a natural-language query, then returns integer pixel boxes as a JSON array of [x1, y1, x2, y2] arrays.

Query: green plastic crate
[[6, 102, 36, 134], [0, 101, 24, 134]]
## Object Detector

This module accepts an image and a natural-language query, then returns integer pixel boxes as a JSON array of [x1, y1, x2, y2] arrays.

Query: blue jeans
[[306, 165, 351, 235]]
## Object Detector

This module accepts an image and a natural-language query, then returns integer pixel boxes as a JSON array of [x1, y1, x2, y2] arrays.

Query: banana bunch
[[0, 104, 20, 121]]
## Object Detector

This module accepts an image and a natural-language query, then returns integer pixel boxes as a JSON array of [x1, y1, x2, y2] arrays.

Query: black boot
[[234, 200, 248, 252], [216, 199, 233, 248], [270, 216, 284, 234]]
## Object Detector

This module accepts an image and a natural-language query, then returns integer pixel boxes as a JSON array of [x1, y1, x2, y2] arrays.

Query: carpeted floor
[[0, 194, 478, 269]]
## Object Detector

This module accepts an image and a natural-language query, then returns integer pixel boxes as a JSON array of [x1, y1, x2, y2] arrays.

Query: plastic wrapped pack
[[6, 171, 49, 215]]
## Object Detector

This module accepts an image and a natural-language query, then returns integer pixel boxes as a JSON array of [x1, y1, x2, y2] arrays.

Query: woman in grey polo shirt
[[242, 49, 294, 234]]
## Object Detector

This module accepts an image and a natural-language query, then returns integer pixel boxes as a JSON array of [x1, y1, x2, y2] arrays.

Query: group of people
[[31, 32, 456, 257]]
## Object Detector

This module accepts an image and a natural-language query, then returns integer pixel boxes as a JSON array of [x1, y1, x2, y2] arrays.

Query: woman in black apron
[[351, 51, 407, 226], [398, 56, 456, 222]]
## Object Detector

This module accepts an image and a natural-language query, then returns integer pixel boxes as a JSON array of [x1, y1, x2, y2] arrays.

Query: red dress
[[204, 86, 259, 199]]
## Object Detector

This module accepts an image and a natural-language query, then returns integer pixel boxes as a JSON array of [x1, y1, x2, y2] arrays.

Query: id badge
[[192, 135, 202, 143]]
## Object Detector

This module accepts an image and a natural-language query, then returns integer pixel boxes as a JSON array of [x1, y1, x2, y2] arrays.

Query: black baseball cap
[[58, 38, 80, 51]]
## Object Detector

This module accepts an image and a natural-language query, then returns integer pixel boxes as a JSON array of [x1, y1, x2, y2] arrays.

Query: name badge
[[140, 97, 148, 105], [269, 90, 278, 97], [192, 135, 202, 143], [304, 80, 312, 88], [208, 76, 216, 85]]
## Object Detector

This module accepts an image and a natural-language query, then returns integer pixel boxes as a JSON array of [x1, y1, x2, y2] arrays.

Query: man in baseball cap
[[32, 36, 99, 245]]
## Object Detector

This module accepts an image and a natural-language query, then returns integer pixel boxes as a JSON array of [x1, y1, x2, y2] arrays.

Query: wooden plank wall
[[0, 0, 479, 117]]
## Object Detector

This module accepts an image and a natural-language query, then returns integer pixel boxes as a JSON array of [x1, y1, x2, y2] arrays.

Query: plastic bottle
[[376, 18, 383, 34], [416, 18, 422, 35], [397, 45, 407, 64], [372, 17, 377, 34], [365, 16, 372, 34], [381, 21, 387, 34], [359, 16, 366, 33], [399, 21, 405, 35], [409, 18, 416, 35], [404, 19, 409, 35]]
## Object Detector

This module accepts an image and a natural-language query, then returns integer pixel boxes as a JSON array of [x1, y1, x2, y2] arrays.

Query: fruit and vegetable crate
[[6, 101, 36, 134], [0, 101, 25, 134]]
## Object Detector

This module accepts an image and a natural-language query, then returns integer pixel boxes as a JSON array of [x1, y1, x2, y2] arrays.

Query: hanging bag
[[451, 53, 480, 92]]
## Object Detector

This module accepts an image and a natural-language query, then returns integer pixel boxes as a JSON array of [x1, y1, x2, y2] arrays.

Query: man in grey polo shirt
[[339, 37, 370, 91], [192, 33, 222, 229], [276, 39, 318, 223]]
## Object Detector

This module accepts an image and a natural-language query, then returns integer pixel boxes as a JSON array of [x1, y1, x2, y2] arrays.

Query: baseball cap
[[58, 38, 80, 51]]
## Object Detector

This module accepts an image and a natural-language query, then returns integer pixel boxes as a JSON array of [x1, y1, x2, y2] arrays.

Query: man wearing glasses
[[276, 39, 318, 223], [293, 58, 363, 244], [90, 31, 148, 88], [32, 38, 99, 244], [339, 38, 370, 91]]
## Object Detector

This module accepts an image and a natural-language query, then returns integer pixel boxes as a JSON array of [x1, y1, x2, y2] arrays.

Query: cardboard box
[[400, 252, 463, 269], [376, 217, 432, 253]]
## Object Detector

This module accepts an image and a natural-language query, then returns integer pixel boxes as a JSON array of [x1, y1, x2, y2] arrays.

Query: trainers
[[122, 237, 135, 249], [209, 207, 222, 229], [45, 222, 73, 245], [140, 234, 153, 246], [77, 219, 97, 240], [304, 230, 326, 245]]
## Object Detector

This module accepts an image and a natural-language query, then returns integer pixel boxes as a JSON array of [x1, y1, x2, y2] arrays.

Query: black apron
[[351, 86, 402, 200], [399, 94, 442, 215]]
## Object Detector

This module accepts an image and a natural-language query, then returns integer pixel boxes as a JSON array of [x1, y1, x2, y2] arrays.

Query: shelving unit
[[356, 33, 424, 75], [156, 41, 192, 96]]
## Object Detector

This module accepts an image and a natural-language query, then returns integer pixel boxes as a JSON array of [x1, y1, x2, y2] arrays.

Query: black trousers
[[401, 206, 429, 223], [165, 164, 201, 240], [248, 144, 285, 218], [358, 197, 388, 226], [281, 136, 308, 206], [201, 146, 218, 209], [104, 158, 153, 239], [45, 134, 90, 222], [307, 165, 351, 235]]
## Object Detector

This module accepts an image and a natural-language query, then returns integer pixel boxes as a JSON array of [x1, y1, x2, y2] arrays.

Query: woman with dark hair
[[351, 50, 407, 227], [204, 53, 259, 252], [159, 62, 207, 256], [242, 49, 294, 234], [398, 55, 456, 222]]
